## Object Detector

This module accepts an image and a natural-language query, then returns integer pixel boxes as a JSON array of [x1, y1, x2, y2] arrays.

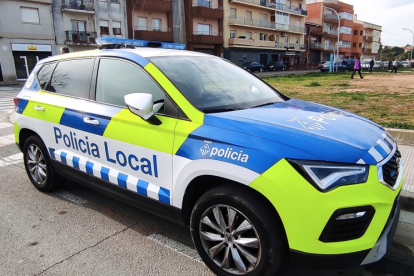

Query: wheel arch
[[180, 175, 288, 247], [19, 128, 40, 150]]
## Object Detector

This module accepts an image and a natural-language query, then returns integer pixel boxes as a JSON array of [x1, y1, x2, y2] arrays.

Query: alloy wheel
[[199, 205, 261, 275], [26, 144, 47, 185]]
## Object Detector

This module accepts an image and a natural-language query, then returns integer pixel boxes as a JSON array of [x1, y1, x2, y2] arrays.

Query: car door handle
[[34, 105, 45, 111], [83, 117, 100, 125]]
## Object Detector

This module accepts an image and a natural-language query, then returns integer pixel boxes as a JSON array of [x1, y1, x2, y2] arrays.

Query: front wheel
[[190, 186, 286, 276], [23, 135, 63, 192]]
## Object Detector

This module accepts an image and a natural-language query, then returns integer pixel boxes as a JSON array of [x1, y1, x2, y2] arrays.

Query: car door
[[21, 58, 95, 184], [85, 57, 178, 206]]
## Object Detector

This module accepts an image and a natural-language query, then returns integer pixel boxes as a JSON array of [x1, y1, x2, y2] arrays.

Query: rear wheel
[[23, 136, 63, 192], [190, 186, 286, 276]]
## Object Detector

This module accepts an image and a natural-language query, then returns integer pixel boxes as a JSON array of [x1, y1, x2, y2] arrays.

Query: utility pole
[[324, 6, 340, 72], [403, 28, 414, 61]]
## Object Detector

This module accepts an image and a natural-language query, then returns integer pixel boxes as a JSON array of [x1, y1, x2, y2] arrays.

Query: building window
[[296, 37, 300, 45], [340, 26, 352, 34], [359, 43, 362, 48], [138, 17, 147, 30], [285, 36, 289, 44], [338, 12, 353, 20], [360, 30, 363, 35], [353, 42, 356, 47], [113, 21, 121, 35], [99, 20, 109, 35], [230, 30, 236, 38], [259, 13, 268, 21], [110, 0, 120, 3], [197, 24, 211, 35], [246, 32, 252, 39], [20, 7, 39, 24], [353, 30, 358, 35], [230, 8, 236, 18], [246, 11, 252, 21], [260, 33, 267, 41], [152, 18, 161, 31], [339, 41, 351, 48], [276, 12, 289, 29], [71, 20, 87, 42], [197, 0, 211, 8]]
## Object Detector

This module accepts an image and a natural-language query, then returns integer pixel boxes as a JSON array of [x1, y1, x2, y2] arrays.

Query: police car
[[15, 38, 403, 276]]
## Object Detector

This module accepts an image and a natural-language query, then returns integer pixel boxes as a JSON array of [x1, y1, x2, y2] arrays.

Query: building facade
[[0, 0, 56, 81], [350, 19, 364, 59], [304, 22, 323, 64], [53, 0, 128, 53], [358, 21, 381, 60], [223, 0, 307, 67], [184, 0, 224, 56], [126, 0, 174, 43], [306, 0, 354, 61]]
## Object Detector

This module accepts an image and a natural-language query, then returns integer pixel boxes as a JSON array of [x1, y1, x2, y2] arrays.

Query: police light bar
[[96, 38, 185, 50]]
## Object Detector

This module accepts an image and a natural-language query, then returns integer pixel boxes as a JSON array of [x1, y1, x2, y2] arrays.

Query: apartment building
[[306, 0, 354, 61], [357, 21, 381, 60], [304, 22, 323, 64], [184, 0, 224, 56], [351, 19, 364, 59], [52, 0, 127, 52], [0, 0, 55, 81], [126, 0, 174, 43], [223, 0, 307, 67]]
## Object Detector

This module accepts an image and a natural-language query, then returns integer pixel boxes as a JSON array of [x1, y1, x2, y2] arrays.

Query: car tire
[[23, 135, 64, 192], [259, 68, 263, 72], [190, 185, 286, 276]]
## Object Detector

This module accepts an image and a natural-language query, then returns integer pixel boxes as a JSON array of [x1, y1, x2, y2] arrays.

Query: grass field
[[262, 71, 414, 130]]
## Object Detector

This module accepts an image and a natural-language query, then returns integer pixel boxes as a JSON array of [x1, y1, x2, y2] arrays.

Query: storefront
[[11, 44, 52, 80]]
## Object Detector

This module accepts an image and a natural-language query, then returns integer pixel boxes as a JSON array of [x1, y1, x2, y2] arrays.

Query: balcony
[[133, 27, 173, 42], [365, 36, 373, 42], [229, 38, 276, 48], [129, 0, 171, 12], [323, 28, 338, 37], [276, 42, 305, 50], [323, 14, 339, 22], [229, 17, 305, 33], [192, 32, 223, 44], [364, 23, 381, 31], [65, 31, 97, 45], [230, 0, 307, 16], [323, 44, 335, 51], [310, 42, 325, 50], [362, 47, 372, 54], [192, 2, 224, 20], [62, 0, 94, 12]]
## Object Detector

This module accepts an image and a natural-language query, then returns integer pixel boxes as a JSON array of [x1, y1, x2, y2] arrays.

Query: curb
[[386, 128, 414, 146], [401, 192, 414, 213], [0, 82, 23, 87]]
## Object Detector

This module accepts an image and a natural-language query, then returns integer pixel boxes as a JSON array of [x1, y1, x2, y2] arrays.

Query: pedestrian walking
[[390, 59, 399, 73], [351, 56, 364, 79], [369, 59, 374, 73]]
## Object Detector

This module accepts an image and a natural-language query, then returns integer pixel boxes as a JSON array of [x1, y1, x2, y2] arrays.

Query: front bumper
[[289, 195, 401, 268]]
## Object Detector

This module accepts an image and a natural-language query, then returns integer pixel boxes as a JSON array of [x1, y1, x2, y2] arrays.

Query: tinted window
[[50, 59, 94, 98], [96, 58, 165, 108], [37, 62, 57, 90]]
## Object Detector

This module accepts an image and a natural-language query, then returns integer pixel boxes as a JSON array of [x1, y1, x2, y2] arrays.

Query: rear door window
[[49, 59, 94, 99], [37, 62, 57, 91]]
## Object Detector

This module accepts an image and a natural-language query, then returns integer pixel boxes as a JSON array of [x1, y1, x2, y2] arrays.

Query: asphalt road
[[1, 85, 414, 276]]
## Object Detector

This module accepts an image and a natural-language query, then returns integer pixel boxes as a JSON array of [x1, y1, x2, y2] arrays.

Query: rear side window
[[37, 62, 57, 91], [49, 59, 94, 98]]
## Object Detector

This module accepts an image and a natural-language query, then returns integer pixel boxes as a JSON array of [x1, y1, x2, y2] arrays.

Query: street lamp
[[324, 6, 340, 72], [132, 0, 139, 39], [403, 28, 414, 61]]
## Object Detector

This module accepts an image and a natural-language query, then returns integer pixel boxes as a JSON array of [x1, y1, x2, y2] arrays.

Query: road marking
[[0, 134, 15, 147], [148, 233, 203, 263], [54, 190, 88, 206], [0, 152, 23, 167]]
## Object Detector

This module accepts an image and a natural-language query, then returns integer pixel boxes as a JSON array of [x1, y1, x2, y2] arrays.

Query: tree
[[390, 46, 405, 57]]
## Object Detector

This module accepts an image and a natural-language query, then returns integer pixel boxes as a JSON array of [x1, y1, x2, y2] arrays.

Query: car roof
[[38, 47, 214, 65]]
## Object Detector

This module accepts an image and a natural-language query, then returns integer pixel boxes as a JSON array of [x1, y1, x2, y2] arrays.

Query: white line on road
[[148, 233, 203, 263], [0, 134, 15, 147], [0, 153, 23, 167], [0, 122, 13, 129]]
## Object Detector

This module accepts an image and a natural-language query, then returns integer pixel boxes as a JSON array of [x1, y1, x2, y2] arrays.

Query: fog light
[[336, 211, 366, 220]]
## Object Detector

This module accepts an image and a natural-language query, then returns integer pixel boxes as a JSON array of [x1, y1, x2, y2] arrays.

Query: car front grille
[[381, 149, 401, 188]]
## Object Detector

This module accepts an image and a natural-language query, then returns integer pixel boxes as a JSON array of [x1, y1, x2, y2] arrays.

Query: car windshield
[[150, 56, 285, 112]]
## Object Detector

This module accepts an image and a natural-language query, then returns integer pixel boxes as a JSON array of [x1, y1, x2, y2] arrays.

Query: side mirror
[[124, 93, 162, 125]]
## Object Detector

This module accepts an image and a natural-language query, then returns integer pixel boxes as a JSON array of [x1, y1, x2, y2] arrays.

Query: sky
[[339, 0, 414, 47]]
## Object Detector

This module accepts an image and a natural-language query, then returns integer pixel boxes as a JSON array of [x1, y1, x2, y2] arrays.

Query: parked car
[[341, 59, 355, 71], [243, 61, 265, 72], [319, 61, 346, 72], [401, 61, 411, 68], [374, 61, 383, 69], [265, 61, 286, 71]]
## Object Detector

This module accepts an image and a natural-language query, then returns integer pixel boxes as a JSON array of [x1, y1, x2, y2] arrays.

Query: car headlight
[[288, 160, 369, 192]]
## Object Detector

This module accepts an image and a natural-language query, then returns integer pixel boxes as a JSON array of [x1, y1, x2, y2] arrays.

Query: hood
[[204, 99, 393, 165]]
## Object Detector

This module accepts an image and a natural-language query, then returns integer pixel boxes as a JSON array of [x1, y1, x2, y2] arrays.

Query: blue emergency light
[[96, 38, 185, 50]]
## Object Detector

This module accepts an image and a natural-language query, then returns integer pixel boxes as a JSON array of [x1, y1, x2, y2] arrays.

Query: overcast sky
[[339, 0, 413, 47]]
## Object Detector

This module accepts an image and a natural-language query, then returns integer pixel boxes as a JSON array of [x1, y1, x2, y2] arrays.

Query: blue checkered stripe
[[48, 148, 170, 205], [357, 133, 395, 164]]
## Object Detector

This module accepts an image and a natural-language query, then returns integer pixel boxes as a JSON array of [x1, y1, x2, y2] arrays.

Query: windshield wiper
[[251, 102, 276, 108], [201, 108, 238, 114]]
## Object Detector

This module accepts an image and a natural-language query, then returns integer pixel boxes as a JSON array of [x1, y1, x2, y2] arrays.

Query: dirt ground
[[344, 73, 414, 94]]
